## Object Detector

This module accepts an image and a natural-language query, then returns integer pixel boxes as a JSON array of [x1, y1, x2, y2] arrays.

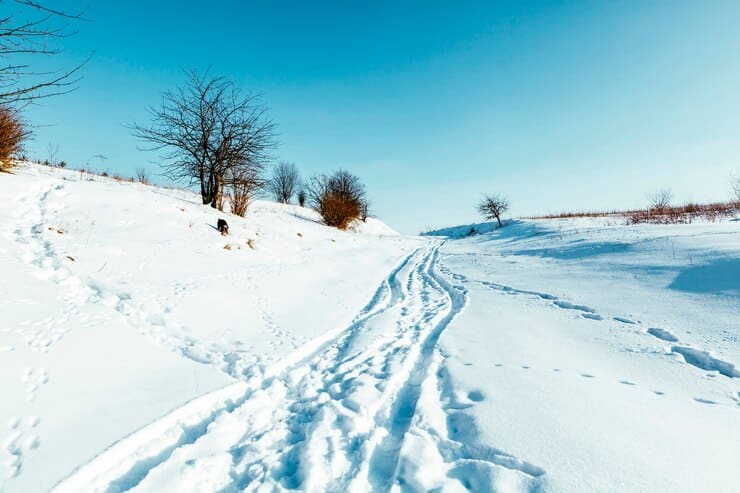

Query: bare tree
[[0, 1, 88, 104], [131, 70, 277, 209], [307, 170, 367, 229], [648, 188, 673, 213], [478, 194, 509, 227], [297, 186, 306, 207], [268, 161, 299, 204], [732, 176, 740, 204]]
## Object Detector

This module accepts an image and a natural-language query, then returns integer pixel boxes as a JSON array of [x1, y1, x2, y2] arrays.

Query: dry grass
[[529, 201, 737, 224], [627, 202, 736, 224]]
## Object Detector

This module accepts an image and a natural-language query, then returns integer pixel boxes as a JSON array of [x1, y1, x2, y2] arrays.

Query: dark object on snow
[[217, 218, 229, 236]]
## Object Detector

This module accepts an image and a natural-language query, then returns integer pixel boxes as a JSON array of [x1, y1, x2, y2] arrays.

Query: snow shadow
[[669, 258, 740, 296], [507, 241, 631, 260], [423, 220, 550, 241]]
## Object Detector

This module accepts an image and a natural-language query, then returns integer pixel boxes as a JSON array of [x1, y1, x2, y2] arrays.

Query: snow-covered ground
[[426, 218, 740, 492], [0, 163, 419, 492], [1, 163, 738, 492]]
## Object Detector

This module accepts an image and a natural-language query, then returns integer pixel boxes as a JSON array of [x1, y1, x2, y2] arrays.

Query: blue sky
[[20, 0, 740, 233]]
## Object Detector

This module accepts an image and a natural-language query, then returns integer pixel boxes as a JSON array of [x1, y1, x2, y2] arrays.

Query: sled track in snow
[[52, 242, 486, 492]]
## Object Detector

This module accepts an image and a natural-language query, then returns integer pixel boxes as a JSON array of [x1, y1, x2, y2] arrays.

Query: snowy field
[[1, 163, 738, 492]]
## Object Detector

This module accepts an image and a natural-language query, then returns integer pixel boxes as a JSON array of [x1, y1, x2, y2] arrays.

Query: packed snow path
[[53, 243, 537, 492]]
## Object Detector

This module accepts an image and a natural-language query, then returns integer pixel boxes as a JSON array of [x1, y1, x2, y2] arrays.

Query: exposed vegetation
[[307, 170, 367, 229], [0, 106, 28, 171], [528, 201, 737, 224]]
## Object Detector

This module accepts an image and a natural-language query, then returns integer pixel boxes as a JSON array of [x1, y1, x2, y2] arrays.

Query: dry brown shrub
[[318, 193, 361, 230], [0, 106, 28, 171], [307, 170, 366, 229], [228, 186, 249, 217]]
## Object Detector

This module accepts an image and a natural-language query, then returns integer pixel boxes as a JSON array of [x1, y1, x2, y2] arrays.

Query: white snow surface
[[1, 163, 739, 492]]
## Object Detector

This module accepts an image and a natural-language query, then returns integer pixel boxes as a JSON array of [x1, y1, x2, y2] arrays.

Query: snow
[[0, 163, 420, 492], [429, 217, 740, 492], [1, 163, 738, 492]]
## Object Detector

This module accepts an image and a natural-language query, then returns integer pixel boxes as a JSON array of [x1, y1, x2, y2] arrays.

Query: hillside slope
[[0, 163, 420, 492]]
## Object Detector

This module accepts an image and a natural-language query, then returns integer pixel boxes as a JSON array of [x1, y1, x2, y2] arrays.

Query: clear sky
[[20, 0, 740, 233]]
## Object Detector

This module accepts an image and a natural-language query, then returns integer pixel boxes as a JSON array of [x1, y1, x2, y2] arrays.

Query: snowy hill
[[0, 163, 421, 492], [2, 163, 739, 492]]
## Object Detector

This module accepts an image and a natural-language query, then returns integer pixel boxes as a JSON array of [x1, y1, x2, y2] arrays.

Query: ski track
[[50, 237, 549, 492]]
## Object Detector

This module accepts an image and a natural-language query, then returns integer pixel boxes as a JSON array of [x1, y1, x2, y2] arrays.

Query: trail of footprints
[[22, 367, 49, 402], [488, 362, 734, 406], [4, 414, 41, 479], [438, 263, 739, 407], [3, 368, 48, 480]]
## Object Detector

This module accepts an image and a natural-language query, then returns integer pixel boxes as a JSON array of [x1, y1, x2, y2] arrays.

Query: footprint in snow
[[467, 390, 485, 402], [22, 368, 49, 401], [694, 397, 717, 405], [2, 416, 42, 480]]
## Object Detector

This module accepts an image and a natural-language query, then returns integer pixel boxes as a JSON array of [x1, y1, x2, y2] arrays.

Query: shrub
[[226, 168, 256, 217], [228, 185, 249, 217], [308, 170, 367, 229], [0, 106, 28, 171], [297, 187, 306, 207], [320, 193, 361, 229]]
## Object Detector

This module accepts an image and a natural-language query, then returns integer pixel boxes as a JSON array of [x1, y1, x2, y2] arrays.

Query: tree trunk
[[210, 173, 224, 209]]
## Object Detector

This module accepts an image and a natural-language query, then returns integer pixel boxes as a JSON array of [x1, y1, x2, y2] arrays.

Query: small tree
[[297, 186, 306, 207], [268, 161, 299, 203], [478, 194, 509, 227], [648, 189, 673, 213], [0, 106, 28, 171], [360, 198, 371, 222], [732, 176, 740, 205], [307, 170, 367, 229]]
